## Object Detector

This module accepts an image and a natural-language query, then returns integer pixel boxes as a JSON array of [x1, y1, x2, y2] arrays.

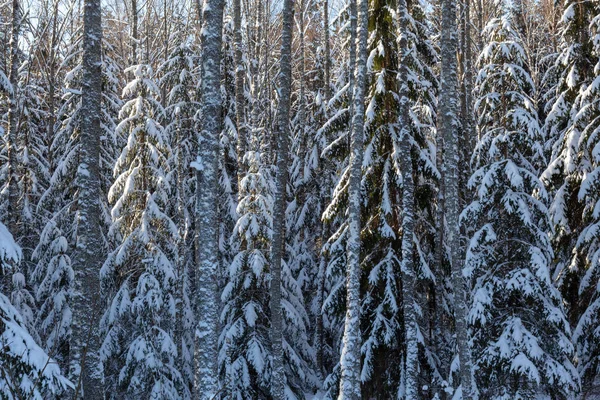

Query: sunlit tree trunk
[[71, 0, 103, 397], [195, 0, 225, 396], [270, 0, 294, 393], [440, 0, 475, 394], [338, 0, 367, 395]]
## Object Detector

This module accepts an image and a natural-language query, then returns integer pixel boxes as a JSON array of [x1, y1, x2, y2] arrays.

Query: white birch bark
[[71, 0, 103, 397], [195, 0, 225, 396], [440, 0, 475, 395], [338, 0, 367, 395], [270, 0, 294, 394]]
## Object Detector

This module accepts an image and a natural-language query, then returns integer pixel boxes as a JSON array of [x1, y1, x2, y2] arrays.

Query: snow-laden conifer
[[0, 221, 72, 399], [465, 16, 579, 398], [100, 64, 186, 399]]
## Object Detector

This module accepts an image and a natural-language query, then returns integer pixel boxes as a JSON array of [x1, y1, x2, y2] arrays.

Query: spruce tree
[[220, 150, 274, 399], [465, 16, 579, 398], [100, 64, 185, 399], [563, 10, 600, 395], [0, 221, 72, 399]]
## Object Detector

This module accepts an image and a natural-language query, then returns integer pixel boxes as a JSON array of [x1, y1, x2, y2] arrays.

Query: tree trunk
[[440, 0, 475, 395], [234, 0, 246, 189], [131, 0, 138, 63], [6, 0, 20, 238], [323, 0, 331, 101], [315, 0, 331, 381], [397, 0, 418, 396], [270, 0, 294, 394], [195, 0, 225, 396], [71, 0, 103, 397], [338, 0, 367, 394], [464, 0, 474, 154]]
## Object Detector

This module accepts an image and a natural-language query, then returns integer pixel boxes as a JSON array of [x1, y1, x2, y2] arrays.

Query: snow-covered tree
[[0, 221, 72, 399], [465, 16, 579, 398], [100, 64, 186, 399], [559, 10, 600, 395], [159, 40, 198, 396], [31, 219, 72, 371], [220, 150, 274, 399], [540, 0, 597, 330], [13, 61, 50, 277]]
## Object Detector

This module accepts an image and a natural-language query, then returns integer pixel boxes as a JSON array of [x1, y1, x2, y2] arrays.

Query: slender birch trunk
[[338, 0, 367, 395], [397, 0, 418, 396], [270, 0, 294, 394], [71, 0, 103, 397], [440, 0, 474, 395], [195, 0, 224, 396]]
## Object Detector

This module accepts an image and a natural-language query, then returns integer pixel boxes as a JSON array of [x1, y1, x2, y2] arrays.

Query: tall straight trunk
[[464, 0, 474, 162], [72, 0, 103, 397], [323, 0, 331, 101], [131, 0, 138, 63], [397, 0, 418, 397], [6, 0, 20, 237], [458, 0, 469, 204], [315, 0, 331, 377], [298, 0, 306, 135], [234, 0, 246, 188], [338, 0, 367, 395], [440, 0, 474, 395], [195, 0, 224, 396], [433, 90, 446, 400], [270, 0, 294, 394], [476, 0, 483, 56]]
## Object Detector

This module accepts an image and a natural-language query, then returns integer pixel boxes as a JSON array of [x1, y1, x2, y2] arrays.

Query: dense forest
[[0, 0, 599, 397]]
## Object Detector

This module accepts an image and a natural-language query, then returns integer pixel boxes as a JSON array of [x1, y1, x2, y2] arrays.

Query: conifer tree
[[159, 41, 198, 395], [100, 64, 186, 399], [560, 10, 600, 395], [220, 150, 274, 399], [465, 16, 579, 398], [541, 0, 596, 317], [0, 221, 72, 399]]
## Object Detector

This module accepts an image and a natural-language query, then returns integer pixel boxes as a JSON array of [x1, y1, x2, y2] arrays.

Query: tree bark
[[195, 0, 225, 396], [323, 0, 331, 101], [71, 0, 103, 397], [269, 0, 294, 394], [440, 0, 475, 395], [131, 0, 138, 63], [6, 0, 20, 238], [397, 0, 418, 396], [338, 0, 367, 395], [234, 0, 246, 189]]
